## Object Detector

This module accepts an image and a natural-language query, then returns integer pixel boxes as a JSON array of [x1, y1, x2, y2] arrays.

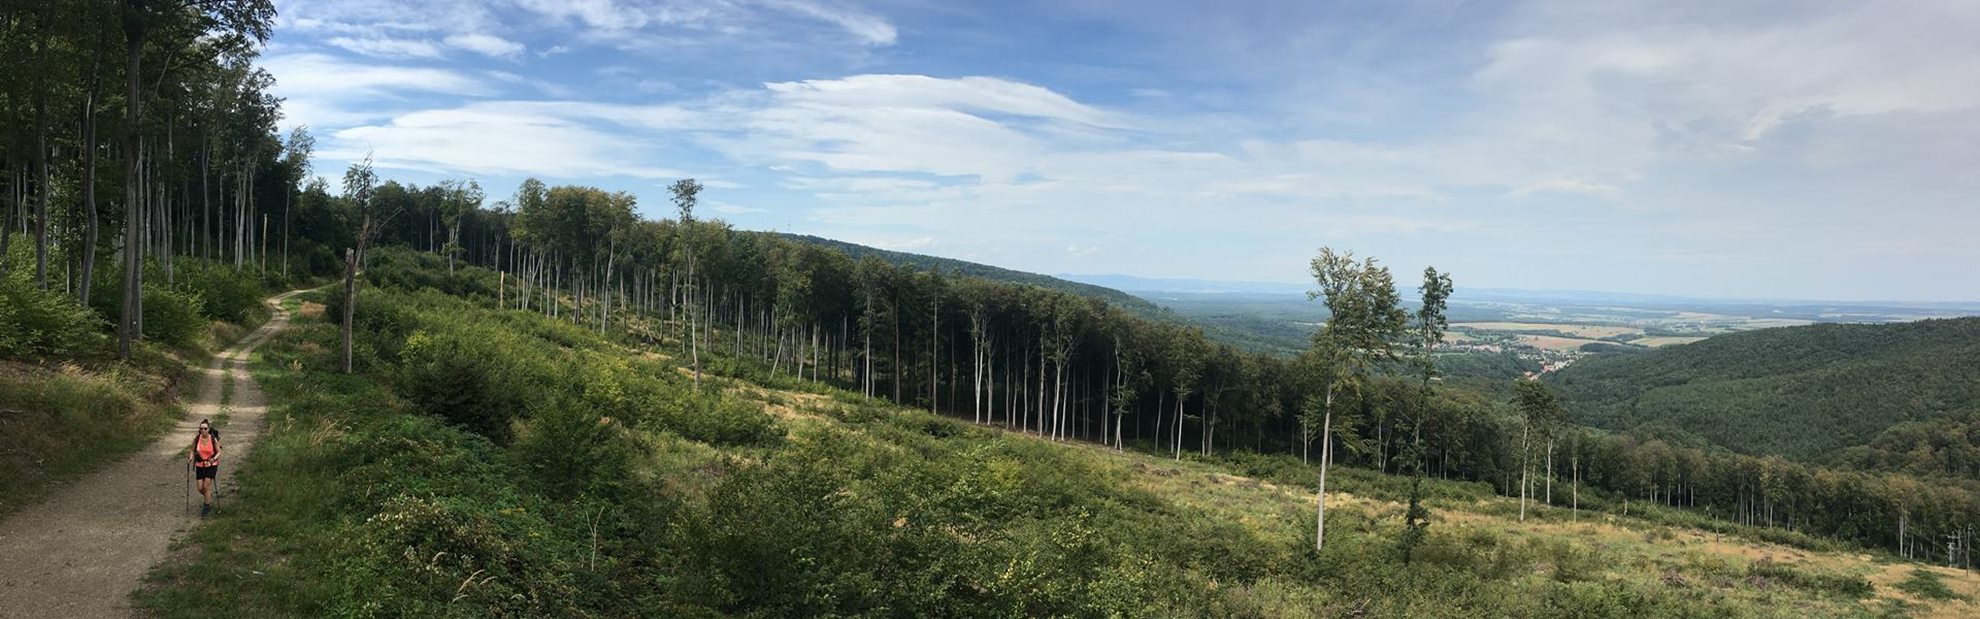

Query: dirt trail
[[0, 289, 304, 618]]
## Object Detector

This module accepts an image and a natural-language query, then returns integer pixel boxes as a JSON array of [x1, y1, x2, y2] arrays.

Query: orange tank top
[[196, 435, 218, 461]]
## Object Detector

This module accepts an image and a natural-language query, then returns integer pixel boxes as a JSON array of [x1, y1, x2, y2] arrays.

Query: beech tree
[[1513, 378, 1562, 521], [1307, 247, 1406, 551]]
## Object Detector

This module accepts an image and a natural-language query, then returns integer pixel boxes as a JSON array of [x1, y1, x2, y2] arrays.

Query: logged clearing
[[736, 379, 1980, 618]]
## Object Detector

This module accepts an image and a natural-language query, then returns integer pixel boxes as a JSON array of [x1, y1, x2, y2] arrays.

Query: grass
[[0, 307, 272, 520], [0, 362, 178, 517], [1897, 568, 1968, 602]]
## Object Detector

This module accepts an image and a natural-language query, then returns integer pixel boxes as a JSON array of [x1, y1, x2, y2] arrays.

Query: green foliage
[[0, 237, 99, 359], [395, 318, 551, 442], [139, 284, 208, 349], [1896, 568, 1966, 601], [0, 368, 174, 516], [170, 260, 267, 323], [780, 232, 1162, 316], [1745, 559, 1874, 599], [1552, 317, 1980, 459]]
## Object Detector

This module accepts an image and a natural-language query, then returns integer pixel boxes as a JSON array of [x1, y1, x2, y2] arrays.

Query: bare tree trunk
[[117, 22, 146, 360], [79, 62, 102, 304], [341, 247, 357, 373], [1316, 386, 1336, 551], [1518, 420, 1532, 522]]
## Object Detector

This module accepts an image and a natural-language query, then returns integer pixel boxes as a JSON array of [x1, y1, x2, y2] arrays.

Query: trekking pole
[[184, 460, 191, 515]]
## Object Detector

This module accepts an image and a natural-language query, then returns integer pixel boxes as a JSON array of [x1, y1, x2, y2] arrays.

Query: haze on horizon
[[270, 0, 1980, 302]]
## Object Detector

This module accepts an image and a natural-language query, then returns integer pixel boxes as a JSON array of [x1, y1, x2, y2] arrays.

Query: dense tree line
[[0, 0, 288, 358], [1551, 317, 1980, 459]]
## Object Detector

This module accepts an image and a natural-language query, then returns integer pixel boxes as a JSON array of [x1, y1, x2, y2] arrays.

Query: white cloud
[[324, 101, 700, 180], [326, 35, 444, 59], [262, 53, 496, 131], [446, 33, 525, 59]]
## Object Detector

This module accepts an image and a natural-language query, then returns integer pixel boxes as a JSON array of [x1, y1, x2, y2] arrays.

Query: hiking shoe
[[201, 504, 212, 518]]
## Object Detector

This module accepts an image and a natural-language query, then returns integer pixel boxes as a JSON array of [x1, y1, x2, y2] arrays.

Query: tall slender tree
[[1308, 247, 1406, 551], [670, 178, 703, 390]]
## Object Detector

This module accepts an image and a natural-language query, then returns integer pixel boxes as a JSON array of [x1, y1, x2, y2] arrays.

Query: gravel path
[[0, 290, 304, 618]]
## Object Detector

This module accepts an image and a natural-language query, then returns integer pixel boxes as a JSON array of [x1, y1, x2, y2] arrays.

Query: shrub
[[510, 397, 642, 501], [0, 256, 100, 359], [395, 324, 552, 442], [658, 395, 784, 448], [170, 259, 264, 323], [1746, 559, 1873, 598], [140, 284, 207, 348], [1895, 568, 1965, 601]]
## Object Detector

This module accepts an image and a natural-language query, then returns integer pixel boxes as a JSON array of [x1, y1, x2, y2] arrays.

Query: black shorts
[[195, 465, 218, 480]]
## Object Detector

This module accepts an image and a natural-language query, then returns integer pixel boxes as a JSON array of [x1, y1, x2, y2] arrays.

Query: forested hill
[[776, 234, 1163, 315], [1549, 317, 1980, 461]]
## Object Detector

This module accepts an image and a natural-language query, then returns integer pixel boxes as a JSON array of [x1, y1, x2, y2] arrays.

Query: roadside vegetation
[[0, 235, 302, 515]]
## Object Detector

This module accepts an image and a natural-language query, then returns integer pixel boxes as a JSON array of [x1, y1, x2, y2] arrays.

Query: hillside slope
[[1549, 317, 1980, 459], [139, 255, 1980, 618]]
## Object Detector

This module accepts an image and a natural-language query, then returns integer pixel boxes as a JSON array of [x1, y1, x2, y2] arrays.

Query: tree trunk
[[1518, 420, 1531, 521], [341, 247, 357, 373], [117, 20, 146, 360], [79, 63, 102, 305], [1316, 385, 1336, 551]]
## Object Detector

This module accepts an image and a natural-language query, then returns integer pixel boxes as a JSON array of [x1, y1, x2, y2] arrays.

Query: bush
[[140, 284, 207, 348], [1896, 568, 1966, 601], [1746, 559, 1873, 598], [170, 260, 264, 323], [656, 395, 785, 448], [395, 324, 552, 442], [510, 397, 642, 501], [0, 256, 99, 359]]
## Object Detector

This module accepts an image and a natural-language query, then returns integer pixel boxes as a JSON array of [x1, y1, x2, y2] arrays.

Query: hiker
[[189, 420, 221, 517]]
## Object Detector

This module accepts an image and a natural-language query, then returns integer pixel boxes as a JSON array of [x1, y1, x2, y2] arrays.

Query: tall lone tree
[[1307, 247, 1406, 551], [339, 154, 379, 373], [670, 178, 703, 390], [1399, 266, 1453, 562]]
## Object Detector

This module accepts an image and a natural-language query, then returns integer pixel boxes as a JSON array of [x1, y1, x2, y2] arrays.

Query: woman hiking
[[188, 420, 221, 517]]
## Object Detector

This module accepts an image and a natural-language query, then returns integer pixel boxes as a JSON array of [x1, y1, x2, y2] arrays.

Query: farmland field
[[1631, 336, 1710, 347], [1453, 322, 1645, 339]]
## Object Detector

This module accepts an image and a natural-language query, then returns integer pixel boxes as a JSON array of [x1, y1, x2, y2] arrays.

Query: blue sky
[[266, 0, 1980, 301]]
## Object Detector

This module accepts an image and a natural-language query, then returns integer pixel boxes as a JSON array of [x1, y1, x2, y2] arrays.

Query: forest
[[5, 1, 1980, 614], [1552, 318, 1980, 461]]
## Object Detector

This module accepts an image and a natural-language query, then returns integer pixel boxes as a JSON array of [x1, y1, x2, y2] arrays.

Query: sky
[[265, 0, 1980, 302]]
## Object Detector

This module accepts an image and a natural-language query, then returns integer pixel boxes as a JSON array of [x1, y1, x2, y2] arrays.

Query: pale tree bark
[[1315, 386, 1336, 551], [1518, 419, 1532, 522], [117, 19, 145, 360], [341, 247, 357, 372]]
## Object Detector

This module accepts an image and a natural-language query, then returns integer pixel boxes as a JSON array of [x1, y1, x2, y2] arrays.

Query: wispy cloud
[[326, 35, 444, 59], [446, 33, 525, 59], [756, 0, 898, 46]]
